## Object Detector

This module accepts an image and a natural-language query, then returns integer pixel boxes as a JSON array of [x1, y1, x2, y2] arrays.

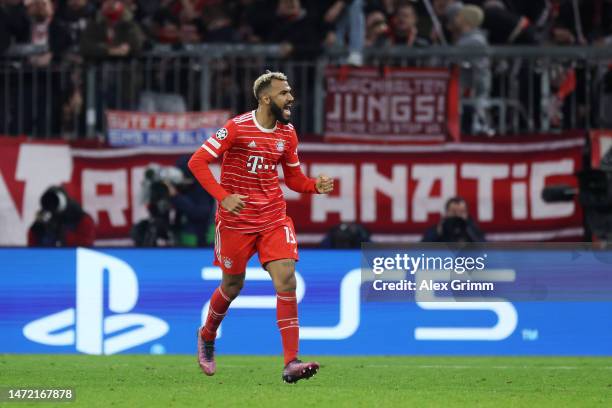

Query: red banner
[[590, 130, 612, 168], [0, 136, 584, 245], [324, 67, 459, 143]]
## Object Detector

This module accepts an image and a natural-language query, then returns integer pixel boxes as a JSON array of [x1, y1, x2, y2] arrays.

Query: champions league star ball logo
[[223, 257, 233, 269], [216, 128, 228, 140], [276, 140, 285, 152]]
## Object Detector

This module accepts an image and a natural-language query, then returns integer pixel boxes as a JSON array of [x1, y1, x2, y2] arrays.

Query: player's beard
[[270, 101, 290, 125]]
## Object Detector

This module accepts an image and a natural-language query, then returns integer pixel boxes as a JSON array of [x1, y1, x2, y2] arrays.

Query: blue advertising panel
[[0, 248, 611, 355]]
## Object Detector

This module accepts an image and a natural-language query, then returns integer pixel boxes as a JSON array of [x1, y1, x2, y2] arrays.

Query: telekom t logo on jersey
[[23, 248, 168, 355], [247, 155, 264, 174], [247, 155, 277, 174]]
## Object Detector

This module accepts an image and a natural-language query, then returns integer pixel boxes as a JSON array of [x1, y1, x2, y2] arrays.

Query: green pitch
[[1, 355, 611, 407]]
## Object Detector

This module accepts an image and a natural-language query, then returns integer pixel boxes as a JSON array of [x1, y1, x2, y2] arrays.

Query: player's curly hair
[[253, 70, 288, 101]]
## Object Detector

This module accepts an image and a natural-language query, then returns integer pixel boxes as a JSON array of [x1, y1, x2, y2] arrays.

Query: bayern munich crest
[[276, 140, 285, 152], [223, 257, 233, 269], [216, 128, 228, 140]]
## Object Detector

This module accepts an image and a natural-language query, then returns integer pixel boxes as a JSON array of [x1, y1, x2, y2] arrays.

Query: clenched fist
[[221, 194, 248, 215], [315, 174, 334, 194]]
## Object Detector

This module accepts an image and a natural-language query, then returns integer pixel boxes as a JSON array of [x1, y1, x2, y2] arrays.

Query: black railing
[[2, 44, 612, 139]]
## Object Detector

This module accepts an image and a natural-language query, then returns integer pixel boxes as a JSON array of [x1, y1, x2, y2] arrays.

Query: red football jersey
[[193, 110, 315, 233]]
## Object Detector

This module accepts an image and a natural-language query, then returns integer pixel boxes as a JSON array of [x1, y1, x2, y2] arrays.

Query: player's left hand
[[316, 174, 334, 194]]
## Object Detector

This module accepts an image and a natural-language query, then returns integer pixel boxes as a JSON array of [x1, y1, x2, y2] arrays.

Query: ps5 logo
[[201, 267, 362, 340], [23, 248, 169, 354], [414, 269, 518, 341]]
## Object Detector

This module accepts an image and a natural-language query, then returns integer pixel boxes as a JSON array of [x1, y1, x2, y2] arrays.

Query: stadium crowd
[[2, 0, 611, 60], [1, 0, 611, 138]]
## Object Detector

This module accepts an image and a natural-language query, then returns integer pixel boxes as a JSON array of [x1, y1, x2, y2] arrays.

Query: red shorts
[[213, 216, 299, 274]]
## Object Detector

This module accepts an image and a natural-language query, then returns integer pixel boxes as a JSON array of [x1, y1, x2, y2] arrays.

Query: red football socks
[[201, 287, 300, 365], [200, 286, 232, 342], [276, 291, 300, 366]]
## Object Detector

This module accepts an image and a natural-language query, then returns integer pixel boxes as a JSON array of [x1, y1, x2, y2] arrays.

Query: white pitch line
[[363, 365, 612, 370], [217, 364, 251, 368], [219, 364, 612, 370]]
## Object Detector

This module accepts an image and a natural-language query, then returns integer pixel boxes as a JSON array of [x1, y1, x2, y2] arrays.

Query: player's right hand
[[221, 194, 248, 215], [316, 174, 334, 194]]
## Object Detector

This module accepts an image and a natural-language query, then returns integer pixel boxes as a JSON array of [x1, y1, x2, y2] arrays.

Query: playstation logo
[[23, 248, 169, 355]]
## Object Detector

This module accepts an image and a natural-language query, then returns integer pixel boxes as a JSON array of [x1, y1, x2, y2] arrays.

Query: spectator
[[15, 0, 73, 66], [134, 0, 164, 19], [508, 0, 549, 31], [156, 0, 211, 23], [140, 12, 205, 111], [232, 0, 275, 43], [128, 0, 164, 39], [365, 0, 397, 20], [365, 10, 391, 47], [151, 7, 181, 44], [80, 0, 144, 59], [1, 0, 30, 50], [267, 0, 322, 60], [180, 18, 205, 44], [202, 4, 239, 43], [431, 0, 455, 44], [480, 1, 537, 45], [390, 2, 429, 47], [548, 0, 611, 45], [545, 1, 611, 129], [448, 3, 492, 135], [28, 186, 95, 247], [320, 0, 365, 65], [422, 197, 485, 242], [80, 0, 145, 123], [60, 72, 84, 136], [55, 0, 96, 47], [121, 0, 141, 18], [4, 0, 73, 136]]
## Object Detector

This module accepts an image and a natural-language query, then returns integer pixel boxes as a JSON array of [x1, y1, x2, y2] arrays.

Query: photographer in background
[[167, 156, 215, 247], [132, 164, 177, 246], [320, 222, 371, 248], [422, 196, 485, 242], [132, 157, 214, 247], [28, 186, 95, 247]]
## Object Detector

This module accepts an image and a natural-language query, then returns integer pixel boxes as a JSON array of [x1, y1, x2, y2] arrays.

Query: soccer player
[[188, 71, 334, 383]]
